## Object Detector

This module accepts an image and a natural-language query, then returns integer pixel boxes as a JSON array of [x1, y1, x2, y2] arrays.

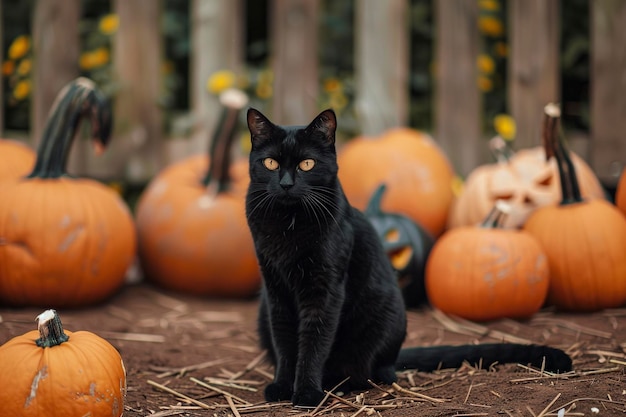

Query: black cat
[[245, 108, 572, 407]]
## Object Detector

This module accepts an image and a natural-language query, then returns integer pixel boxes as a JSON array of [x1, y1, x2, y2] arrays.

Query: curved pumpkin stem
[[489, 136, 516, 164], [542, 103, 582, 205], [28, 77, 112, 179], [35, 310, 70, 348], [202, 89, 249, 193], [480, 200, 512, 229], [364, 184, 387, 217]]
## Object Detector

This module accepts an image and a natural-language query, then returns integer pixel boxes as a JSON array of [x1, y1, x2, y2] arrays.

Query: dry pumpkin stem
[[28, 77, 112, 179], [35, 309, 70, 347], [542, 103, 582, 205], [202, 88, 249, 193], [488, 136, 515, 164]]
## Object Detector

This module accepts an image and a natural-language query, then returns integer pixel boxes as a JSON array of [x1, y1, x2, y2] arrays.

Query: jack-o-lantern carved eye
[[263, 158, 279, 171], [298, 159, 315, 171]]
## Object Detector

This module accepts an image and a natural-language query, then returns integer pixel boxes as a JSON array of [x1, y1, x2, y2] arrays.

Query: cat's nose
[[280, 172, 294, 190]]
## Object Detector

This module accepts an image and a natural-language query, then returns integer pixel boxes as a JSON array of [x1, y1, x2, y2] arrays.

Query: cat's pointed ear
[[306, 109, 337, 145], [247, 108, 275, 144]]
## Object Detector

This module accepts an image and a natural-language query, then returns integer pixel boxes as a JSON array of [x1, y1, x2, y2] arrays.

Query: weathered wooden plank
[[32, 0, 80, 145], [508, 0, 560, 150], [271, 0, 319, 124], [355, 0, 409, 136], [590, 0, 626, 187], [188, 0, 244, 156], [69, 0, 163, 182], [434, 0, 481, 176]]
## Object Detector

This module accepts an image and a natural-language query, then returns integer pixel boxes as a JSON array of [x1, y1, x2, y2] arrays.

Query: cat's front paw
[[292, 388, 325, 407], [265, 381, 293, 402]]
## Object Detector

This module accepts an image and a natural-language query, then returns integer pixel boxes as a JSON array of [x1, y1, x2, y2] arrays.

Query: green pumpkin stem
[[365, 184, 387, 216], [35, 310, 70, 348], [542, 103, 582, 205], [202, 89, 249, 192], [488, 136, 516, 164], [480, 200, 511, 229], [27, 77, 112, 179]]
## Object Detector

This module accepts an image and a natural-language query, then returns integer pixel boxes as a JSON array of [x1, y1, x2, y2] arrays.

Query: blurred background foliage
[[2, 0, 591, 137]]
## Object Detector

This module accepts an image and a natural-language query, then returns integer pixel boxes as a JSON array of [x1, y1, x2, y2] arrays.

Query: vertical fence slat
[[70, 1, 163, 182], [32, 0, 80, 146], [591, 0, 626, 187], [508, 0, 559, 150], [435, 0, 481, 177], [188, 0, 244, 157], [271, 0, 319, 124], [355, 0, 409, 136]]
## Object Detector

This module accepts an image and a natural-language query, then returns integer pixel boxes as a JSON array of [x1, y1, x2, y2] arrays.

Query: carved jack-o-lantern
[[448, 137, 605, 229], [364, 184, 434, 307]]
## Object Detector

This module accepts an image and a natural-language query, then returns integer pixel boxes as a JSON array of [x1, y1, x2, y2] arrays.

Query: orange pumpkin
[[338, 128, 455, 237], [426, 201, 549, 321], [448, 137, 605, 229], [0, 78, 136, 308], [524, 104, 626, 311], [0, 138, 36, 180], [0, 309, 126, 417], [136, 89, 260, 297]]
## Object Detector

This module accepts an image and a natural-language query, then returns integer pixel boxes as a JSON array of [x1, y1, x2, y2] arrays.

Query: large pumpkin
[[524, 104, 626, 311], [0, 78, 136, 307], [0, 138, 35, 180], [338, 128, 455, 237], [448, 136, 605, 229], [0, 309, 126, 417], [136, 89, 260, 297], [616, 170, 626, 217], [426, 201, 549, 321]]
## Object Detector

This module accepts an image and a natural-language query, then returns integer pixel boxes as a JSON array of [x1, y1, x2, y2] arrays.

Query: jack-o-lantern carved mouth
[[389, 246, 413, 270]]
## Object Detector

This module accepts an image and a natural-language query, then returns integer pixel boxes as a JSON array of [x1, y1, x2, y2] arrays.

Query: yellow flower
[[79, 48, 110, 70], [494, 41, 508, 57], [477, 75, 493, 92], [13, 79, 31, 100], [494, 114, 517, 140], [255, 82, 273, 100], [206, 70, 236, 94], [8, 35, 30, 60], [323, 77, 342, 93], [478, 16, 504, 37], [2, 60, 15, 76], [477, 54, 495, 74], [479, 0, 500, 12], [17, 58, 32, 76], [99, 14, 119, 35], [451, 176, 464, 198]]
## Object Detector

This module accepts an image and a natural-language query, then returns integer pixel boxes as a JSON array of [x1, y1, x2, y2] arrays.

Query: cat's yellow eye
[[298, 159, 315, 172], [263, 158, 279, 171]]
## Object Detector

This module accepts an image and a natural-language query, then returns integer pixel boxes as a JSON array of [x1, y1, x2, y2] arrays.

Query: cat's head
[[246, 108, 338, 206]]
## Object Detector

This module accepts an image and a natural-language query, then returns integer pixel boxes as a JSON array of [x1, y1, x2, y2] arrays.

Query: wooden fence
[[1, 0, 625, 187]]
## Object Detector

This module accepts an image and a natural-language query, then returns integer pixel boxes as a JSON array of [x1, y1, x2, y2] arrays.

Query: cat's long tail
[[395, 343, 572, 373]]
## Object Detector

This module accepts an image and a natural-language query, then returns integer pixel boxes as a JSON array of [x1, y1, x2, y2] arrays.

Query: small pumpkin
[[338, 128, 456, 237], [136, 89, 260, 297], [0, 138, 36, 180], [0, 309, 126, 417], [426, 200, 549, 321], [448, 136, 605, 229], [0, 78, 136, 307], [364, 184, 434, 307], [524, 104, 626, 311]]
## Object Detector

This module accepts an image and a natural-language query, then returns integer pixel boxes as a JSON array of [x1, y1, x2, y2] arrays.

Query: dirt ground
[[1, 283, 626, 417]]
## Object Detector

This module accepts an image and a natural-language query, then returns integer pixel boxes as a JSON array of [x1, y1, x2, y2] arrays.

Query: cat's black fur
[[245, 108, 572, 407]]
